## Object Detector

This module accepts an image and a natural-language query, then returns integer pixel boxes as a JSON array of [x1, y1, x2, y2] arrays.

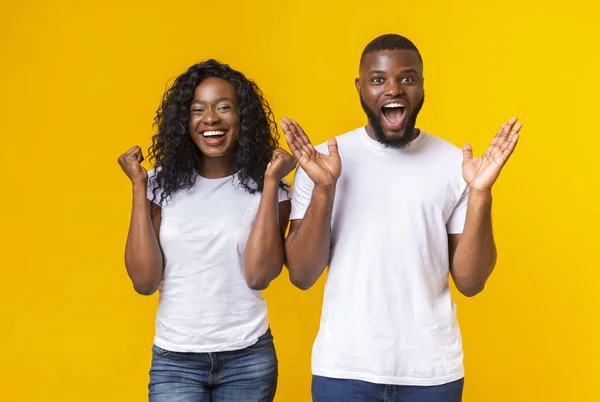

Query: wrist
[[314, 181, 336, 194], [263, 176, 281, 187], [132, 179, 148, 191], [468, 187, 493, 204]]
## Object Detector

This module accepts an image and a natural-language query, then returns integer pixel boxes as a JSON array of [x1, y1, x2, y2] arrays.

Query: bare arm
[[119, 146, 164, 296], [285, 184, 335, 290], [244, 178, 292, 290], [280, 118, 341, 290], [450, 118, 522, 297], [244, 148, 296, 290], [449, 190, 495, 296]]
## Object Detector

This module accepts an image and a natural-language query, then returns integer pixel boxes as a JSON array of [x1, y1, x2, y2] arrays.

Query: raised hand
[[265, 147, 297, 182], [462, 117, 522, 192], [280, 117, 341, 187], [118, 146, 148, 185]]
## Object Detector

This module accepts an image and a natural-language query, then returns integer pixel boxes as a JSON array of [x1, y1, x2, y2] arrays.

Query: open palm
[[281, 117, 341, 187], [463, 117, 522, 191]]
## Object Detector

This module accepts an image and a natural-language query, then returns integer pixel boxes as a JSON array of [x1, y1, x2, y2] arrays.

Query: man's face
[[356, 49, 425, 148]]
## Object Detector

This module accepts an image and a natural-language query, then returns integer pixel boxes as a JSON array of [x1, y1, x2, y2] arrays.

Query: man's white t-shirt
[[147, 170, 289, 353], [290, 127, 469, 386]]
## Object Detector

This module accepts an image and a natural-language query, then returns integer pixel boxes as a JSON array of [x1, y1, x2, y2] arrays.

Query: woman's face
[[188, 77, 240, 159]]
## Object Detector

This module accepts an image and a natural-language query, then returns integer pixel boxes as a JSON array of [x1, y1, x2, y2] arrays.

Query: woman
[[117, 59, 296, 401]]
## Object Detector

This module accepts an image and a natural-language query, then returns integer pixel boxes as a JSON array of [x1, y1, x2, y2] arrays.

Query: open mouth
[[381, 103, 407, 129]]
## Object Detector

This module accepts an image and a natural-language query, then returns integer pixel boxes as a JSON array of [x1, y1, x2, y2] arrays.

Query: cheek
[[364, 89, 381, 104], [408, 86, 424, 99], [189, 116, 200, 131], [229, 113, 241, 132], [364, 86, 378, 97]]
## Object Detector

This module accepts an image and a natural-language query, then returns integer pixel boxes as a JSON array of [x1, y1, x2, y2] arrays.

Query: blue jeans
[[148, 328, 278, 402], [312, 375, 464, 402]]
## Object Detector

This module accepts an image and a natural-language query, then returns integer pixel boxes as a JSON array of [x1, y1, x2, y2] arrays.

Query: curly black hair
[[147, 59, 282, 206]]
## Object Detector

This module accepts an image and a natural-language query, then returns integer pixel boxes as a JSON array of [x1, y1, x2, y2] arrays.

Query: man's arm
[[280, 117, 341, 290], [285, 183, 336, 290], [449, 190, 495, 296], [449, 118, 522, 297]]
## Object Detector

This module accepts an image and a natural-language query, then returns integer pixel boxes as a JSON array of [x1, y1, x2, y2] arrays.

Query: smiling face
[[356, 49, 425, 148], [188, 77, 240, 159]]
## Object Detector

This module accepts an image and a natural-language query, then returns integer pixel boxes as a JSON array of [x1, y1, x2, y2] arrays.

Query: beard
[[360, 93, 425, 149]]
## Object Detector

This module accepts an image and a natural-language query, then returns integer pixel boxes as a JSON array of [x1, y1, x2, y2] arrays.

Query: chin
[[203, 150, 230, 159], [383, 131, 405, 140]]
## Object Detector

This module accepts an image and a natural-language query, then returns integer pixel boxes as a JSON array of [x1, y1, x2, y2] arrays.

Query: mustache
[[359, 93, 425, 149]]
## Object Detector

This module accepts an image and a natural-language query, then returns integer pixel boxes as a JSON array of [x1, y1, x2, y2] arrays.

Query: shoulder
[[232, 175, 290, 200], [314, 127, 363, 154], [418, 132, 467, 190], [147, 166, 162, 182], [420, 131, 464, 163], [147, 167, 160, 189]]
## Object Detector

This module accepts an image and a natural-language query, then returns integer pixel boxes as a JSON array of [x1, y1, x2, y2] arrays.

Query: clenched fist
[[265, 148, 297, 182], [118, 146, 148, 185]]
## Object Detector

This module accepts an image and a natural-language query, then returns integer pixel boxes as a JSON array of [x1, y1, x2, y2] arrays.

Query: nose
[[201, 108, 220, 125], [384, 80, 404, 96]]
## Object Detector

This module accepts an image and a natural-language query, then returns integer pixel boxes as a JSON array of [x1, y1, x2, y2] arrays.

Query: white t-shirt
[[290, 127, 468, 386], [147, 170, 289, 353]]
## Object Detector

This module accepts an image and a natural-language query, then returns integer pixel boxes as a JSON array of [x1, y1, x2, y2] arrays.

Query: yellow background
[[2, 0, 599, 401]]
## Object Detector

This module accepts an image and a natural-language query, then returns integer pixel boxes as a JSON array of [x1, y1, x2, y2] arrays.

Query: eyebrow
[[191, 97, 233, 104], [369, 69, 419, 75]]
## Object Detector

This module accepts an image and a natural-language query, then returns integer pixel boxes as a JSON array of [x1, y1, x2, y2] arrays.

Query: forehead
[[193, 77, 237, 100], [360, 49, 422, 75]]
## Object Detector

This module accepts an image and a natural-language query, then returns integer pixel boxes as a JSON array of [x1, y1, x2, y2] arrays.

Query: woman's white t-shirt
[[147, 170, 289, 352]]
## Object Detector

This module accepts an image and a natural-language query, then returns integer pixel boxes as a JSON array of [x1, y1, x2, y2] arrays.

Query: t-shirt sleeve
[[277, 178, 292, 203], [146, 168, 162, 205], [289, 166, 315, 220], [446, 183, 469, 234]]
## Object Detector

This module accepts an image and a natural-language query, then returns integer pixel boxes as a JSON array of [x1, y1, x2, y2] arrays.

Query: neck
[[197, 155, 235, 178]]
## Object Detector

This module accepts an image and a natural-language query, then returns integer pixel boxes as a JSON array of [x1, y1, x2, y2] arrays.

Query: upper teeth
[[203, 130, 226, 137], [383, 103, 404, 108]]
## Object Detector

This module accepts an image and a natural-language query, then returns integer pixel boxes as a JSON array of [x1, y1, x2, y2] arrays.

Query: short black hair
[[360, 34, 422, 66]]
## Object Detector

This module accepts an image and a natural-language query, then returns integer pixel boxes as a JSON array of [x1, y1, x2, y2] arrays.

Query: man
[[280, 34, 521, 401]]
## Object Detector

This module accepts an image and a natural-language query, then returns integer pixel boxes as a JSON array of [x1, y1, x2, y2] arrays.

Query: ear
[[355, 77, 361, 95]]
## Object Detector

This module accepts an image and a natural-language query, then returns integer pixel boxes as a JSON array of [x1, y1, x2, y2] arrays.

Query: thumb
[[327, 138, 339, 157], [462, 143, 473, 162], [266, 152, 279, 169]]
